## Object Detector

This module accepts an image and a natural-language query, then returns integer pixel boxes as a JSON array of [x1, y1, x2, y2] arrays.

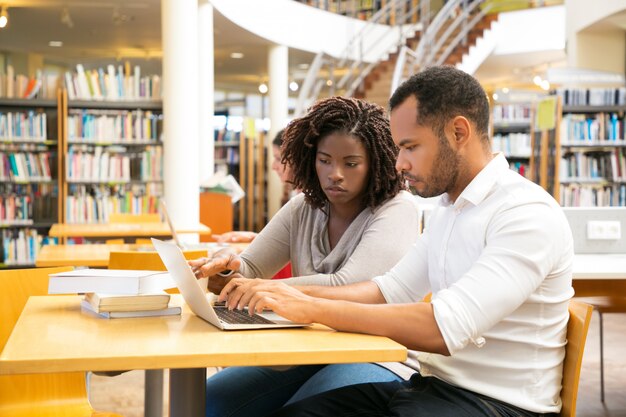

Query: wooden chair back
[[0, 266, 122, 417], [108, 213, 161, 223], [108, 249, 207, 271], [200, 192, 233, 241], [560, 300, 593, 417]]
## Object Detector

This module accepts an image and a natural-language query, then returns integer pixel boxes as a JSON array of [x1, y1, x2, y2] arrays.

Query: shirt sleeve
[[237, 198, 294, 279], [431, 202, 573, 355], [281, 194, 421, 286], [372, 232, 430, 304]]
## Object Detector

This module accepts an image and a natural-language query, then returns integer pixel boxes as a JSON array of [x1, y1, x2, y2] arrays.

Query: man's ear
[[451, 116, 471, 146]]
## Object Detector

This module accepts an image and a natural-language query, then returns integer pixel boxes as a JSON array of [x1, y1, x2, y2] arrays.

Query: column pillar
[[198, 0, 215, 182], [267, 44, 289, 218], [161, 0, 200, 235]]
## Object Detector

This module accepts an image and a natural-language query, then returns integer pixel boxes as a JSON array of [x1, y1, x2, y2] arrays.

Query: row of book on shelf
[[0, 62, 161, 101], [1, 228, 56, 266], [0, 67, 58, 100], [67, 109, 162, 143], [66, 64, 161, 101], [560, 148, 626, 182], [508, 161, 529, 179], [66, 185, 161, 223], [492, 104, 532, 123], [560, 183, 626, 207], [66, 145, 162, 182], [492, 133, 532, 158], [0, 111, 49, 141], [48, 269, 181, 318], [561, 113, 626, 142], [556, 87, 626, 107], [0, 150, 54, 182]]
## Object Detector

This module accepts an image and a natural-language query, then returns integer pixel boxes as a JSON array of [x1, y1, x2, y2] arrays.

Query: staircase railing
[[391, 0, 493, 95], [295, 0, 424, 116]]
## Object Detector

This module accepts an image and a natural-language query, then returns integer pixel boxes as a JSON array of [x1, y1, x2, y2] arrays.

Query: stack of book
[[48, 269, 181, 319]]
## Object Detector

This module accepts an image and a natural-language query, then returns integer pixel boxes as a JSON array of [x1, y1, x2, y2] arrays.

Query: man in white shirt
[[218, 66, 574, 417]]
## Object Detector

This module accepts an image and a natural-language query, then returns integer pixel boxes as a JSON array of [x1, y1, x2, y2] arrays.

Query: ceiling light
[[0, 6, 8, 28], [230, 52, 244, 59], [533, 75, 542, 86], [326, 79, 333, 87], [49, 41, 63, 47], [492, 93, 499, 101], [61, 6, 74, 29], [289, 81, 299, 92], [298, 63, 309, 70], [540, 80, 551, 91], [501, 87, 509, 94], [258, 83, 268, 94]]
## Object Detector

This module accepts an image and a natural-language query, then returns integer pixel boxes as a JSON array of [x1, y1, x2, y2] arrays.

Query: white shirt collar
[[440, 153, 507, 209]]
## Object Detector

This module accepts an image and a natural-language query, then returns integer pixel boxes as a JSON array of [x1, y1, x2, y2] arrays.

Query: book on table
[[48, 269, 176, 295], [80, 300, 182, 319], [83, 291, 171, 312]]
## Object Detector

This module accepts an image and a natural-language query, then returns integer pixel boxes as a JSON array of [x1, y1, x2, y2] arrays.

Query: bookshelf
[[62, 91, 164, 224], [491, 102, 533, 178], [210, 114, 267, 232], [0, 92, 63, 267], [559, 105, 626, 207]]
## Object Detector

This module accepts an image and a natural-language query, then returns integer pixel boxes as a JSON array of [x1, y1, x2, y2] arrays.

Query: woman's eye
[[346, 162, 358, 167], [318, 158, 329, 164]]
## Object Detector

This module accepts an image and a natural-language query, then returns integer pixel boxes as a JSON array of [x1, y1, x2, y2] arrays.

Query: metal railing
[[294, 0, 423, 116]]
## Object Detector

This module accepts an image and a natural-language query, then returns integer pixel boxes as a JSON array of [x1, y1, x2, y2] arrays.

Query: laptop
[[151, 238, 310, 330], [160, 200, 220, 251]]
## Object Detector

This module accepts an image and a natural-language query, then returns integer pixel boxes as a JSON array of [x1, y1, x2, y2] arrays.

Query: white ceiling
[[0, 0, 315, 94]]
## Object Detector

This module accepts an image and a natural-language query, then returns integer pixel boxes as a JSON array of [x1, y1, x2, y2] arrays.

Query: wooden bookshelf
[[0, 91, 64, 266], [62, 91, 164, 224], [559, 100, 626, 207], [491, 102, 534, 178]]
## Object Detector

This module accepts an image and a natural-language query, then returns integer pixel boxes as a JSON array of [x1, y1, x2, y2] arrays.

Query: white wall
[[459, 6, 565, 75], [566, 0, 626, 72]]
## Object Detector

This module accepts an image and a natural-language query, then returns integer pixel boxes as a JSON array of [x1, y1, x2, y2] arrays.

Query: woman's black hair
[[281, 96, 404, 209]]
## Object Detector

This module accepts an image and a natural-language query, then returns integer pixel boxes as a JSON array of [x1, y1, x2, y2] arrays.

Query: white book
[[134, 65, 140, 99], [81, 300, 181, 319], [106, 65, 118, 100], [6, 65, 14, 98], [75, 64, 91, 100], [48, 269, 176, 295]]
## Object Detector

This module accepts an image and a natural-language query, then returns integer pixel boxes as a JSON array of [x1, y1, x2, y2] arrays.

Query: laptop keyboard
[[214, 307, 275, 325]]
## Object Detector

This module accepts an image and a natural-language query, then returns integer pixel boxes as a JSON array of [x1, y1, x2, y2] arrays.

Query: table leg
[[145, 369, 164, 417], [169, 368, 206, 417]]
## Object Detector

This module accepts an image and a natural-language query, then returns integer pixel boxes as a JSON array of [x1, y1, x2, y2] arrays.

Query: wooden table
[[0, 295, 406, 417], [48, 222, 211, 239], [35, 242, 248, 268], [573, 253, 626, 295]]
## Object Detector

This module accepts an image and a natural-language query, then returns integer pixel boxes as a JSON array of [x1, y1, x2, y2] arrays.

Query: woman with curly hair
[[191, 96, 420, 417]]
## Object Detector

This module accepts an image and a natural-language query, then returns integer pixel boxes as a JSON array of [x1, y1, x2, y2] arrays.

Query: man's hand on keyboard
[[218, 278, 316, 324]]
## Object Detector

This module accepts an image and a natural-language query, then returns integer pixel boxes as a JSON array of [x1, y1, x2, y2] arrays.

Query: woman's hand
[[218, 278, 317, 324], [188, 251, 241, 279], [213, 231, 258, 243]]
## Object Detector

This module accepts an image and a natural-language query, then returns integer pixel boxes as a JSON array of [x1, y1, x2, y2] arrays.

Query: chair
[[560, 300, 593, 417], [108, 213, 161, 223], [107, 249, 207, 417], [199, 192, 233, 242], [0, 266, 123, 417], [573, 279, 626, 402], [108, 249, 207, 271]]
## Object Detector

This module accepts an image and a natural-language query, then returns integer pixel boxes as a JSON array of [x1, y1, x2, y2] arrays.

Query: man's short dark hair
[[389, 66, 490, 141], [272, 129, 284, 147]]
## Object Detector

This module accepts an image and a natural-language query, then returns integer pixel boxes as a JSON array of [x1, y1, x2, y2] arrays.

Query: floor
[[90, 311, 626, 417]]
